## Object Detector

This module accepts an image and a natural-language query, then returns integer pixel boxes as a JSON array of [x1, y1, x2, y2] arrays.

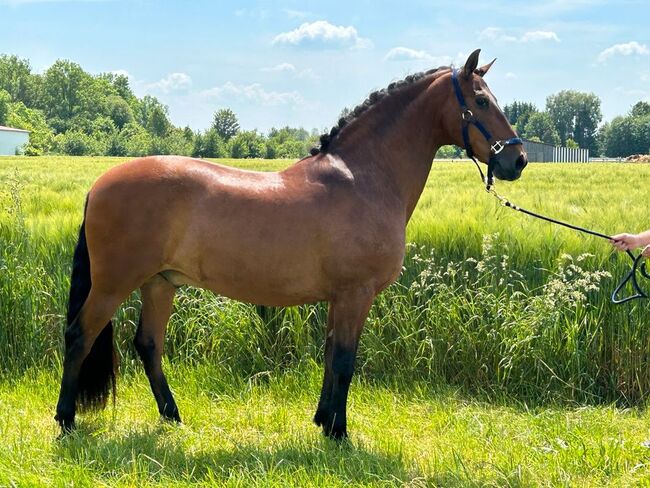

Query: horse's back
[[83, 156, 330, 303]]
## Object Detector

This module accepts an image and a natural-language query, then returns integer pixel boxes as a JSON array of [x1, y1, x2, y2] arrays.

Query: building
[[0, 126, 30, 155], [522, 138, 589, 163]]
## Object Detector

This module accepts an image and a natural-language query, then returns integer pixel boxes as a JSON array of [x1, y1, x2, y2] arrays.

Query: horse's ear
[[476, 58, 496, 77], [462, 49, 481, 79]]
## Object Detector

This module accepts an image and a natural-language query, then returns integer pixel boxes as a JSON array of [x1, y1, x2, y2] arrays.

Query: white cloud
[[202, 82, 303, 107], [261, 62, 296, 73], [597, 41, 649, 63], [260, 63, 320, 80], [478, 27, 517, 43], [614, 86, 650, 99], [297, 68, 320, 81], [145, 72, 192, 94], [384, 47, 433, 61], [284, 8, 310, 19], [272, 20, 372, 50], [234, 7, 269, 19], [505, 72, 517, 80], [479, 27, 560, 43], [383, 48, 465, 67], [521, 31, 560, 42]]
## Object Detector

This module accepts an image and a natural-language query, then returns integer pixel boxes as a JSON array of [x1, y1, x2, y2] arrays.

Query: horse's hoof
[[313, 407, 329, 427], [323, 424, 348, 441], [161, 410, 182, 423], [55, 414, 75, 435], [314, 408, 348, 440]]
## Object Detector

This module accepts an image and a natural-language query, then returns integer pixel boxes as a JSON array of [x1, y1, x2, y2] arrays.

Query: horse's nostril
[[515, 154, 528, 170]]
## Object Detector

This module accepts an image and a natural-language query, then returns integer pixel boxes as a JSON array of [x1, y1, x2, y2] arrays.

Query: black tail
[[66, 198, 116, 412]]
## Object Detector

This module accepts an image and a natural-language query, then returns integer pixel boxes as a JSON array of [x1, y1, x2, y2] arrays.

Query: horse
[[55, 49, 528, 439]]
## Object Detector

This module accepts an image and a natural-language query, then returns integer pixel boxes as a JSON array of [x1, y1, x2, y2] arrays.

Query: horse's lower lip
[[494, 169, 521, 181]]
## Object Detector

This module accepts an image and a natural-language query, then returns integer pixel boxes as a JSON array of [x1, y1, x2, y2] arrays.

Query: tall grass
[[1, 156, 650, 405]]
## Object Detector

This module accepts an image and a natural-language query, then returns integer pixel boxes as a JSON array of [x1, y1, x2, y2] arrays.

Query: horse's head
[[442, 49, 528, 182]]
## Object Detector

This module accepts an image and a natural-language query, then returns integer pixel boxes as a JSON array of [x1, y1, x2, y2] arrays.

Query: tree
[[524, 112, 561, 146], [6, 101, 54, 154], [0, 89, 10, 125], [503, 101, 538, 136], [148, 105, 170, 137], [106, 95, 133, 129], [266, 126, 311, 158], [546, 90, 602, 152], [121, 122, 153, 157], [0, 55, 41, 106], [111, 73, 136, 102], [631, 101, 650, 118], [53, 130, 98, 156], [42, 60, 93, 131], [212, 108, 239, 141], [182, 126, 194, 142], [135, 95, 170, 137], [229, 130, 265, 158], [565, 138, 579, 149], [435, 145, 462, 159], [603, 113, 650, 157]]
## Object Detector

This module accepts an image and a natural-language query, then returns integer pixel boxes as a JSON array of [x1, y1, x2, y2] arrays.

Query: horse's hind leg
[[313, 286, 374, 440], [55, 290, 124, 431], [135, 275, 180, 422]]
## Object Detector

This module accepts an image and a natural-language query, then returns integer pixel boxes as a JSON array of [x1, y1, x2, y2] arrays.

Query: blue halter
[[451, 68, 522, 188]]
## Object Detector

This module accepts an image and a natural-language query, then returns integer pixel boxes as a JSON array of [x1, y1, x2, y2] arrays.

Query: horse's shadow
[[53, 423, 429, 485]]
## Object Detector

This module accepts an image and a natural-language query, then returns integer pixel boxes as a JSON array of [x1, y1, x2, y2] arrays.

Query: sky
[[1, 0, 649, 133]]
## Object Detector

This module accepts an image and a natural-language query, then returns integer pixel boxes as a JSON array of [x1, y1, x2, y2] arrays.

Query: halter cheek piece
[[451, 69, 522, 189]]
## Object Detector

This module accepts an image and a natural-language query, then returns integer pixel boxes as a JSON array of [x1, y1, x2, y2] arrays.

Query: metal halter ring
[[461, 109, 474, 121], [491, 140, 505, 154]]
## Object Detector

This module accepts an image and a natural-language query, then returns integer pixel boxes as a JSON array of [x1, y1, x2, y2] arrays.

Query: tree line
[[0, 54, 648, 158], [503, 95, 650, 157], [0, 54, 319, 158]]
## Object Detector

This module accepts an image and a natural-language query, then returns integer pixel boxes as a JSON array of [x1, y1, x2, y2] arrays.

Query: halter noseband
[[451, 68, 522, 189]]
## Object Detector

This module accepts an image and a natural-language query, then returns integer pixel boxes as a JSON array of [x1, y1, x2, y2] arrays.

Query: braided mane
[[310, 66, 450, 155]]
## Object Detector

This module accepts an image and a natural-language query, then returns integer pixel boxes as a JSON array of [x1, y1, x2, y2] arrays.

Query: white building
[[0, 126, 30, 155]]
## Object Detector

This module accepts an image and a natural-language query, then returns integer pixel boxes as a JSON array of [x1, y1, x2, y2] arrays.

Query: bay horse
[[55, 49, 528, 439]]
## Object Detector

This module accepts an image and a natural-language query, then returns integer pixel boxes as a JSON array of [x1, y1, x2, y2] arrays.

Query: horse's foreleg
[[135, 275, 180, 422], [314, 286, 374, 440]]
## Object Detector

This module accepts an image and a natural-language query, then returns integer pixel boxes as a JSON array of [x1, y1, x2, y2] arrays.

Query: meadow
[[2, 155, 650, 486]]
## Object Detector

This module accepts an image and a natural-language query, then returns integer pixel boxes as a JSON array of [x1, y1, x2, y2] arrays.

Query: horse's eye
[[476, 97, 489, 108]]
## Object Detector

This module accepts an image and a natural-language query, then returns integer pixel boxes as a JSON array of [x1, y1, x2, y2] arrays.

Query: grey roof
[[0, 125, 30, 133]]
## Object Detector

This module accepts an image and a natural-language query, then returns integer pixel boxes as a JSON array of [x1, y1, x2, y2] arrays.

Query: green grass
[[3, 156, 650, 485], [3, 367, 650, 487]]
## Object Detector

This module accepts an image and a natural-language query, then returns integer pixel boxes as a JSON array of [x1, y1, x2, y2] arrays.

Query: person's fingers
[[643, 245, 650, 258]]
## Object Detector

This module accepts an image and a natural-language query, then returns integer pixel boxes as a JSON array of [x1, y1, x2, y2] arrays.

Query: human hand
[[643, 244, 650, 258], [610, 233, 641, 252]]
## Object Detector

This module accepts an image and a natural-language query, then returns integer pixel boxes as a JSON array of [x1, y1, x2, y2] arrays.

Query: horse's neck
[[334, 82, 446, 221]]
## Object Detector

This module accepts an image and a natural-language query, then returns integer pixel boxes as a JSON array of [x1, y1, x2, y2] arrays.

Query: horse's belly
[[164, 250, 327, 306]]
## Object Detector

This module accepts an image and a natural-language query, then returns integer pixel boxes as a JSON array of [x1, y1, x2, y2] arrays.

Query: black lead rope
[[450, 67, 648, 304], [469, 158, 650, 304]]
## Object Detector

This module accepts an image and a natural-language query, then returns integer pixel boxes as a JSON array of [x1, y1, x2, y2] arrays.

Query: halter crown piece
[[451, 69, 522, 190]]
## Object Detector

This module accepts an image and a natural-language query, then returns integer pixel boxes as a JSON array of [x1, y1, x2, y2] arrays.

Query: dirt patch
[[625, 154, 650, 162]]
